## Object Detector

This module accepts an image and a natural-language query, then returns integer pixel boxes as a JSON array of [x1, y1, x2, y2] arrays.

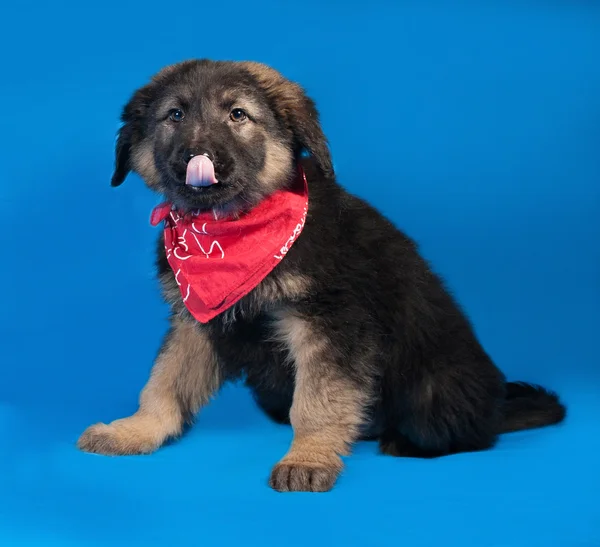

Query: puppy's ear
[[239, 62, 334, 179], [110, 84, 154, 187], [289, 94, 334, 179], [111, 123, 133, 187]]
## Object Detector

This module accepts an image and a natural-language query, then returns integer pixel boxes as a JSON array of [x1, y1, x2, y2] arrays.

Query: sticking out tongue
[[186, 155, 219, 187]]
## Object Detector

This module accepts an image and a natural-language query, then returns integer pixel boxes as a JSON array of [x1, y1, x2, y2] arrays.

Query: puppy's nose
[[184, 149, 214, 164]]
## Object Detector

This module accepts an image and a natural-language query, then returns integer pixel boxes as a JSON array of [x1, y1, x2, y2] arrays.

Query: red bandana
[[149, 169, 308, 323]]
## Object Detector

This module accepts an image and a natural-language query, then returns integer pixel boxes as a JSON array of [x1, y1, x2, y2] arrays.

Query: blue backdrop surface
[[1, 1, 599, 545]]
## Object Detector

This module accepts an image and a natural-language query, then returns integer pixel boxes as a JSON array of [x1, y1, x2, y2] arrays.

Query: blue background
[[1, 0, 599, 545]]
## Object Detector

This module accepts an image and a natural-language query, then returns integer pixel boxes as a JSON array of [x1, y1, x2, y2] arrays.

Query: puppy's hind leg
[[378, 356, 503, 459], [78, 318, 221, 455]]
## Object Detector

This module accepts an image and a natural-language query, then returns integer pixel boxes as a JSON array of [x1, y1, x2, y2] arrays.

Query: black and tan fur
[[78, 60, 566, 492]]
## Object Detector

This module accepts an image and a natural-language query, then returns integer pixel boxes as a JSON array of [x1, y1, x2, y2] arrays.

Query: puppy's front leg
[[78, 318, 221, 455], [269, 311, 369, 492]]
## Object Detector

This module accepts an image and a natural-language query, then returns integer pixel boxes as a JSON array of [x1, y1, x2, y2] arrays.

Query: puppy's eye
[[169, 109, 185, 122], [230, 108, 247, 122]]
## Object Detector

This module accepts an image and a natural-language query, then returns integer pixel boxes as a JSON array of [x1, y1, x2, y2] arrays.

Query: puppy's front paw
[[77, 418, 160, 456], [269, 462, 341, 492]]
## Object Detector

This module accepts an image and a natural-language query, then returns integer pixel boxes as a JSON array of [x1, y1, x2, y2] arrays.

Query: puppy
[[78, 60, 566, 492]]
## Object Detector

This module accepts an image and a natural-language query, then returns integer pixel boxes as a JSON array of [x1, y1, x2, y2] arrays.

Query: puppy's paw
[[269, 462, 341, 492], [77, 418, 160, 456]]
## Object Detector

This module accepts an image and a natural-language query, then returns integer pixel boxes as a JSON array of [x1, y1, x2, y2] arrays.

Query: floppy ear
[[111, 123, 133, 187], [110, 84, 154, 187], [238, 62, 334, 179], [289, 94, 334, 179]]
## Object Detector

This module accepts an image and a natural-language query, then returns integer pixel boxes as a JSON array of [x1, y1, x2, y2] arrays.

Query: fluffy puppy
[[78, 60, 566, 492]]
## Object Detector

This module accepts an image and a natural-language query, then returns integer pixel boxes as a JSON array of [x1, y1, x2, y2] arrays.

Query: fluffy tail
[[500, 381, 566, 433]]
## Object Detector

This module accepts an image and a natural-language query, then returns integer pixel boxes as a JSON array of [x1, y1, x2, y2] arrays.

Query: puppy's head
[[111, 60, 333, 213]]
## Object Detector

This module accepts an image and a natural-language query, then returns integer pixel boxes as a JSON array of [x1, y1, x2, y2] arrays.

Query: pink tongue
[[186, 155, 218, 187]]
